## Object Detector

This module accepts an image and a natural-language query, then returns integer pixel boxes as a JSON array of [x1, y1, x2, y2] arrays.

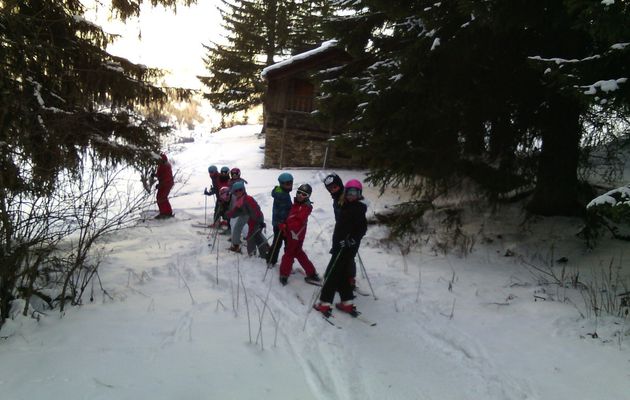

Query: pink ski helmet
[[345, 179, 362, 191], [345, 179, 363, 198]]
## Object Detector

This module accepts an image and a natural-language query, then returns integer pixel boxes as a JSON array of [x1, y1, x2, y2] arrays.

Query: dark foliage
[[199, 0, 334, 116], [319, 0, 630, 218]]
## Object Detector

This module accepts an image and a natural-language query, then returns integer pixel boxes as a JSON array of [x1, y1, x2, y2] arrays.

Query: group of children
[[203, 166, 368, 317]]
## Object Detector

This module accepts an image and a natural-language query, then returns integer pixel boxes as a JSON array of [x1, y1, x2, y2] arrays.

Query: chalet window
[[286, 79, 314, 113]]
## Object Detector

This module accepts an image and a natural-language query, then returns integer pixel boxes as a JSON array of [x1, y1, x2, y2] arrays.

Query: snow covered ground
[[1, 124, 629, 400]]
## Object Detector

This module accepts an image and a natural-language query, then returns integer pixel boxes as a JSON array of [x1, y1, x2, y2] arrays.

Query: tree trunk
[[527, 95, 584, 216]]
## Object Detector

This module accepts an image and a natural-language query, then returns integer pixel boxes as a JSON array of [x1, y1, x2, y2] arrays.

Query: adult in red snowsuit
[[278, 184, 320, 285], [155, 153, 174, 218]]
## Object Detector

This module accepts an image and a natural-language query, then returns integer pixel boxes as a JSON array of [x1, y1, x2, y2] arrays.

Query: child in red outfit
[[155, 153, 174, 218], [278, 184, 320, 286]]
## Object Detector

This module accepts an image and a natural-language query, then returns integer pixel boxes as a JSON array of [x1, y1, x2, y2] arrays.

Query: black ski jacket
[[331, 200, 367, 253]]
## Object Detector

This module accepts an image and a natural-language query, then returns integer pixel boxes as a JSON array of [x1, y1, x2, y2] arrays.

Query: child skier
[[228, 167, 248, 189], [225, 181, 269, 258], [214, 186, 231, 228], [277, 184, 321, 286], [204, 165, 220, 196], [267, 172, 294, 267], [226, 167, 249, 235], [203, 165, 223, 226], [324, 172, 359, 292], [218, 166, 231, 189], [214, 166, 232, 232], [323, 172, 344, 221], [314, 179, 367, 316]]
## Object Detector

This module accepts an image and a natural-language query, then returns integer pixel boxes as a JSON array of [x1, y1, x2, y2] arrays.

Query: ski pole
[[357, 251, 377, 300], [302, 246, 345, 331], [204, 193, 208, 226], [263, 230, 283, 281], [209, 224, 220, 250]]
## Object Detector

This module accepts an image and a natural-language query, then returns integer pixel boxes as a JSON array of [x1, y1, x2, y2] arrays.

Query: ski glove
[[204, 188, 210, 196], [339, 238, 357, 248], [278, 223, 287, 234]]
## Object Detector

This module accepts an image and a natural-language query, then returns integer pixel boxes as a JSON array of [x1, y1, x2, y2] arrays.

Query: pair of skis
[[321, 309, 377, 328]]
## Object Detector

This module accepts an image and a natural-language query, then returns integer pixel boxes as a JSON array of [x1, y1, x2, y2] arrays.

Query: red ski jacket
[[156, 160, 173, 189], [226, 194, 265, 236], [283, 201, 312, 242]]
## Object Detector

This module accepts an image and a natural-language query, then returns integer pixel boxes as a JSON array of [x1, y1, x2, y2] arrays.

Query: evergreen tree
[[199, 0, 334, 116], [322, 0, 630, 216], [289, 0, 334, 53], [0, 0, 195, 195]]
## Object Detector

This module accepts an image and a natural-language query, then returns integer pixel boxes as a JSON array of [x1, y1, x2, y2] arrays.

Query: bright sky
[[84, 1, 224, 90]]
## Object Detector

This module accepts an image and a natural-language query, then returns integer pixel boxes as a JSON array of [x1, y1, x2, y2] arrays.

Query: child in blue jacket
[[267, 172, 293, 266]]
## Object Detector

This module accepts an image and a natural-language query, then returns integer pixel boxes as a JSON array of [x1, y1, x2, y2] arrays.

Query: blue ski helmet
[[278, 172, 293, 184], [231, 181, 245, 193], [208, 165, 218, 174], [220, 166, 230, 174]]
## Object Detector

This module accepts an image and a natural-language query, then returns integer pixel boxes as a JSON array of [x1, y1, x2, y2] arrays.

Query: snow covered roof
[[261, 40, 343, 79]]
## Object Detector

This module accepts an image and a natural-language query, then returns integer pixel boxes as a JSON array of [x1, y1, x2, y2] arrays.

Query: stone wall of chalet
[[262, 112, 359, 169]]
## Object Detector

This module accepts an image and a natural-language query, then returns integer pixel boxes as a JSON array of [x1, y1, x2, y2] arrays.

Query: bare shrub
[[579, 258, 629, 319], [1, 153, 152, 326]]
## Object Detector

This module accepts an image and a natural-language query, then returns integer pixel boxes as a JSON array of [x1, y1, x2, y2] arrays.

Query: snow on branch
[[587, 185, 630, 208], [461, 13, 476, 28], [72, 14, 102, 30], [431, 38, 441, 51], [104, 61, 125, 73], [528, 54, 601, 64], [529, 42, 629, 66], [367, 59, 399, 71], [25, 78, 71, 115], [396, 16, 424, 33], [581, 78, 628, 95]]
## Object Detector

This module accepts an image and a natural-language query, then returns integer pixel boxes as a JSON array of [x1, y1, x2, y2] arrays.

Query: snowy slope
[[1, 125, 629, 400]]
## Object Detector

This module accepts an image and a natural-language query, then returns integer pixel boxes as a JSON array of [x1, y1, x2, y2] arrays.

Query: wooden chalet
[[261, 41, 358, 169]]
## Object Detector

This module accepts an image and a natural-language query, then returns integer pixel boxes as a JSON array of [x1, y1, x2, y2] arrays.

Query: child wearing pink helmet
[[314, 179, 367, 316]]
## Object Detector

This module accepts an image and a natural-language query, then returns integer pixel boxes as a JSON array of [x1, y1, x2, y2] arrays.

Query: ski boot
[[228, 244, 242, 254], [335, 301, 358, 316], [304, 273, 322, 286], [313, 302, 332, 317]]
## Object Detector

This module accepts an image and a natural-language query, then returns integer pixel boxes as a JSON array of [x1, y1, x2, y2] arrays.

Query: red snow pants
[[157, 183, 173, 215], [279, 238, 316, 278]]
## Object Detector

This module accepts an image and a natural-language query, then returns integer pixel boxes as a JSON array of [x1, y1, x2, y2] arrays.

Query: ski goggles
[[281, 180, 293, 186], [296, 190, 310, 198], [345, 188, 360, 197], [233, 188, 244, 194]]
